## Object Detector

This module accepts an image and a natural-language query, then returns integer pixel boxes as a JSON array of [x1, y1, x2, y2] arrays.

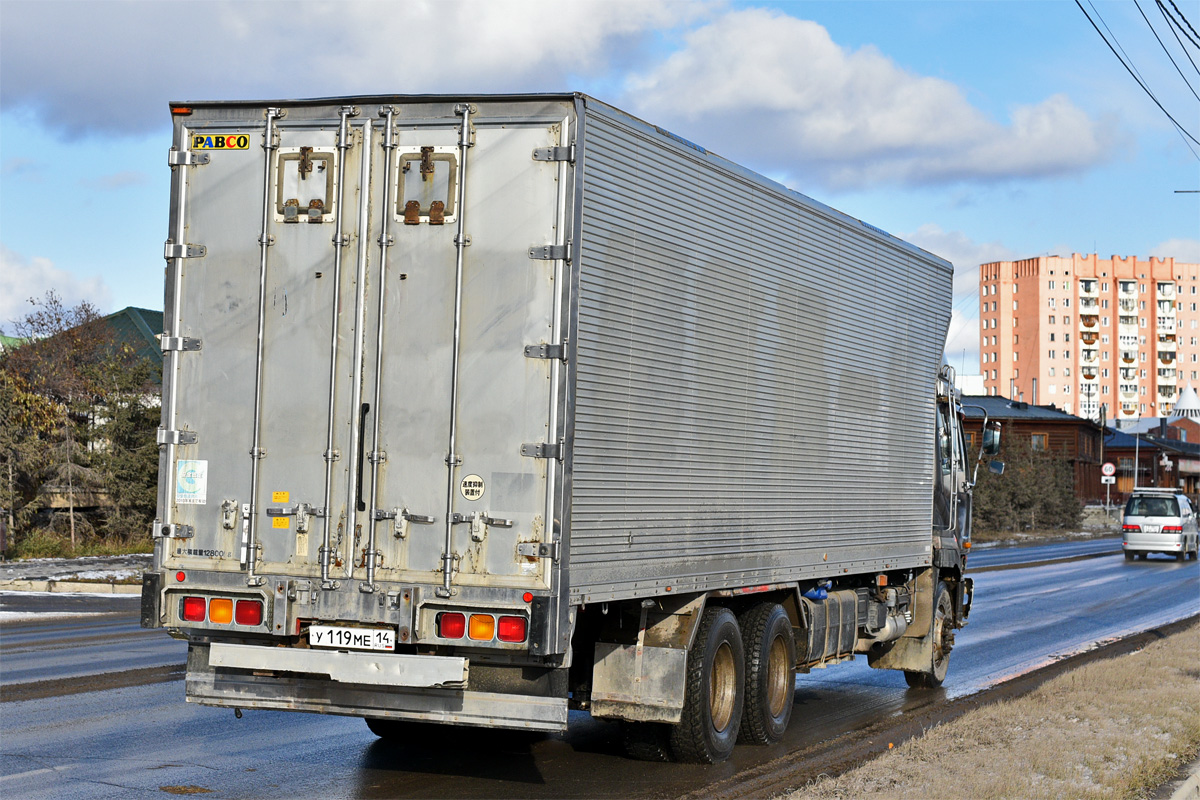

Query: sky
[[1, 0, 1198, 374]]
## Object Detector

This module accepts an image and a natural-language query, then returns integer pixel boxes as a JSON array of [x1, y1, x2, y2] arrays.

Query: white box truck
[[142, 94, 995, 763]]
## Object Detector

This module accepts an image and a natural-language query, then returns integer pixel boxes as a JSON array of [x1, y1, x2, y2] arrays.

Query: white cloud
[[0, 0, 704, 137], [625, 9, 1121, 189], [1149, 238, 1200, 262], [902, 224, 1016, 373], [0, 245, 113, 334]]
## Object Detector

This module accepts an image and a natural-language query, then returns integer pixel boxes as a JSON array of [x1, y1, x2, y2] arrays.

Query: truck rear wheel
[[737, 602, 795, 745], [903, 582, 953, 689], [669, 605, 744, 763]]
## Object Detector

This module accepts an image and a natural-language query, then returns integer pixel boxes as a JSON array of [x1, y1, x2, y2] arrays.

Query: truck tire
[[622, 721, 672, 761], [669, 605, 744, 763], [903, 582, 953, 690], [365, 717, 427, 740], [737, 602, 795, 745], [1124, 551, 1134, 562], [1176, 548, 1187, 562]]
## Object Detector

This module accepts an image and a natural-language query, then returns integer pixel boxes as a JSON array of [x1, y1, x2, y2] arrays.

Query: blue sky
[[2, 0, 1197, 372]]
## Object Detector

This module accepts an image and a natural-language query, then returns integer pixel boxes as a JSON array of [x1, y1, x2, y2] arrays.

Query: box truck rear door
[[163, 107, 367, 581], [354, 106, 569, 593]]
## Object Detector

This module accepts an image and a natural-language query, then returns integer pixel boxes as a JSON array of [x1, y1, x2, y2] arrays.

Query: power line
[[1166, 0, 1200, 46], [1136, 0, 1200, 101], [1076, 0, 1200, 150], [1157, 0, 1200, 78]]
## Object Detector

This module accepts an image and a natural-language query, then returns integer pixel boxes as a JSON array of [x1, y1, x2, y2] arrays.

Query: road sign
[[1101, 475, 1116, 485], [1101, 462, 1116, 477]]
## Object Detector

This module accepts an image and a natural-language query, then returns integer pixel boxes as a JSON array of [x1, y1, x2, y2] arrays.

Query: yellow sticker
[[272, 517, 290, 529], [272, 491, 289, 503], [192, 133, 250, 150]]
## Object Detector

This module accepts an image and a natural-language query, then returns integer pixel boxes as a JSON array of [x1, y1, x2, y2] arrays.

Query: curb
[[0, 579, 141, 594], [1167, 757, 1200, 800]]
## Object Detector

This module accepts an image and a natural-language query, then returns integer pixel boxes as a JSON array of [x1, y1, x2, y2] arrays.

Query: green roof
[[101, 307, 163, 365], [0, 334, 23, 351]]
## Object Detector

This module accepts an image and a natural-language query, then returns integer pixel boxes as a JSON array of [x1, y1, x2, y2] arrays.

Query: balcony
[[1079, 298, 1100, 313], [1119, 299, 1137, 313], [1159, 333, 1177, 350], [1080, 280, 1099, 296], [1080, 314, 1099, 329], [1160, 385, 1178, 399], [1158, 368, 1177, 382], [1120, 367, 1138, 380], [1081, 348, 1099, 364], [1119, 315, 1138, 327], [1080, 331, 1098, 345], [1120, 386, 1138, 398], [1157, 282, 1176, 299], [1158, 300, 1175, 315], [1122, 403, 1138, 416], [1157, 318, 1178, 333], [1121, 351, 1137, 364], [1161, 351, 1176, 364], [1119, 281, 1137, 296]]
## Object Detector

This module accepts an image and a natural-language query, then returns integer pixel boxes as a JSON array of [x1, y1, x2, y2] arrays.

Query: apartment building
[[979, 254, 1200, 421]]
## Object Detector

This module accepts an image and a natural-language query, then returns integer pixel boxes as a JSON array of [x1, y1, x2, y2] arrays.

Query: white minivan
[[1122, 489, 1200, 562]]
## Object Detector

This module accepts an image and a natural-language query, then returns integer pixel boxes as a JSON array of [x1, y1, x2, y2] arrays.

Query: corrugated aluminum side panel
[[566, 103, 951, 603]]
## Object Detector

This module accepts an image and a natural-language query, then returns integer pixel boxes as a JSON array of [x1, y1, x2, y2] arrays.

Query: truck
[[142, 93, 998, 763]]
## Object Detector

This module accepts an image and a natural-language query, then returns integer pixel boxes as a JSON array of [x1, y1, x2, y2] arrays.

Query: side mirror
[[982, 424, 1002, 456], [988, 460, 1005, 475]]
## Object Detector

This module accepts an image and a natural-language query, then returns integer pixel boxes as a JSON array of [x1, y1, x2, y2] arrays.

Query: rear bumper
[[185, 643, 568, 732], [1123, 535, 1186, 554], [208, 642, 467, 688]]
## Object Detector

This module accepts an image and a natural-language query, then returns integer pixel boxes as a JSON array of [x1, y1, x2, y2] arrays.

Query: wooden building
[[961, 395, 1104, 503]]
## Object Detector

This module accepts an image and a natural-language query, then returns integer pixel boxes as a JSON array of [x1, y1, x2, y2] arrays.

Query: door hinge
[[158, 428, 198, 446], [160, 336, 202, 353], [532, 145, 575, 163], [167, 148, 210, 167], [524, 342, 566, 362], [164, 242, 207, 260], [528, 242, 570, 262], [518, 541, 559, 560], [521, 441, 563, 461]]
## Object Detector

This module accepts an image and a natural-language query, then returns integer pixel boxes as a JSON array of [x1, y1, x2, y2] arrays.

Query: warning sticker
[[192, 133, 250, 150], [272, 491, 289, 503], [272, 517, 290, 529], [460, 474, 485, 501], [175, 460, 208, 505]]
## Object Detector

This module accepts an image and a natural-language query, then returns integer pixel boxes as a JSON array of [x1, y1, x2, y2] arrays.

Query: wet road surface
[[1, 548, 1196, 799]]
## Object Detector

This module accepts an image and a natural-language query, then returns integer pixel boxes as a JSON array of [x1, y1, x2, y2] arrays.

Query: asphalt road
[[1, 543, 1196, 800]]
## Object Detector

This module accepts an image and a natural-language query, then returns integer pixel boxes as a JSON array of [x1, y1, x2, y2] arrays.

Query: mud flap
[[866, 625, 934, 672], [868, 567, 935, 672]]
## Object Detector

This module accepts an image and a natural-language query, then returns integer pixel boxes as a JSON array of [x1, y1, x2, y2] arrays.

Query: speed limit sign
[[1101, 462, 1116, 477]]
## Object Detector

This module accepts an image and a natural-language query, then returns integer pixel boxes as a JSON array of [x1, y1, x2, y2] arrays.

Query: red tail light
[[438, 612, 466, 639], [1162, 525, 1183, 533], [182, 596, 206, 621], [1122, 524, 1141, 532], [497, 615, 527, 643], [235, 599, 263, 626]]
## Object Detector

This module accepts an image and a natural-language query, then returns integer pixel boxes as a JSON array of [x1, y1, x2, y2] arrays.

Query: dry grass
[[785, 623, 1200, 800]]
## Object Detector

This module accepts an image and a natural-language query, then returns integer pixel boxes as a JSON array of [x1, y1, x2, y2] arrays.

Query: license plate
[[1142, 525, 1160, 533], [309, 624, 396, 651]]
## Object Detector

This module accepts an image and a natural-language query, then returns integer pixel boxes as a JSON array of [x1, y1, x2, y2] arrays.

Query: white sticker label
[[460, 474, 485, 500], [176, 459, 208, 505]]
